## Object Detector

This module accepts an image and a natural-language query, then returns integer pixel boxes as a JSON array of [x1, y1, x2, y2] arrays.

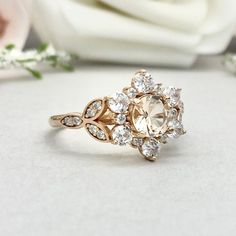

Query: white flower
[[0, 0, 30, 49], [31, 0, 236, 67]]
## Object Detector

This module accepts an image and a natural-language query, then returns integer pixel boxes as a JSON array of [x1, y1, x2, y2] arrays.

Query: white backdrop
[[0, 56, 236, 236]]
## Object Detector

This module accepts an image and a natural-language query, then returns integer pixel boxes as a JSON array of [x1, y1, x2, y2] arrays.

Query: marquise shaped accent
[[85, 122, 110, 142], [83, 99, 105, 120], [61, 115, 83, 128]]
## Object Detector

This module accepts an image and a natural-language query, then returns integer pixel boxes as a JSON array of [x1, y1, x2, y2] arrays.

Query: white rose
[[31, 0, 236, 67], [0, 0, 30, 49]]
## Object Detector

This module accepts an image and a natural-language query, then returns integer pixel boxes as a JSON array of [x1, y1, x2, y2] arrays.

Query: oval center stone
[[132, 95, 166, 136]]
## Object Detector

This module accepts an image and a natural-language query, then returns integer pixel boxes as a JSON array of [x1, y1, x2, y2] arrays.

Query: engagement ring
[[49, 69, 186, 161]]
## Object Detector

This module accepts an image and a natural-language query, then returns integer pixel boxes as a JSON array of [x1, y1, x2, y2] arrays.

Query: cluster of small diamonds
[[107, 70, 185, 161], [62, 116, 82, 128], [84, 100, 102, 118], [86, 124, 107, 141]]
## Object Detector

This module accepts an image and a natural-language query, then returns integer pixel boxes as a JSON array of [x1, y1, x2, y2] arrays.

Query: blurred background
[[1, 2, 236, 236], [2, 0, 236, 68]]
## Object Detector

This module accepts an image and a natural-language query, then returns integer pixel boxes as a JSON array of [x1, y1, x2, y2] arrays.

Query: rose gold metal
[[49, 69, 185, 161]]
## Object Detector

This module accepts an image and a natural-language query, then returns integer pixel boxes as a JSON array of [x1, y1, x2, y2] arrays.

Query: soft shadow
[[44, 129, 148, 166], [44, 129, 181, 166]]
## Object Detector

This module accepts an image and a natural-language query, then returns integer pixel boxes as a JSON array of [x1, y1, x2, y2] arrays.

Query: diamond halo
[[50, 69, 186, 161]]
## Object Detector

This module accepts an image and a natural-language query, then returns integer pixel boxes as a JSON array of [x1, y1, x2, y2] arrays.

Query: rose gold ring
[[49, 69, 186, 161]]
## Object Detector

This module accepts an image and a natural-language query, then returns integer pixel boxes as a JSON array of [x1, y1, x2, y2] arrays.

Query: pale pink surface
[[0, 0, 30, 49]]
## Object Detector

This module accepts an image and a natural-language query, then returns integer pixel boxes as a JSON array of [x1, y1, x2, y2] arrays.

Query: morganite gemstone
[[133, 95, 166, 136]]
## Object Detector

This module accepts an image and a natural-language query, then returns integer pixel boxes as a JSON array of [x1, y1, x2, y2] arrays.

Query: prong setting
[[50, 70, 186, 161]]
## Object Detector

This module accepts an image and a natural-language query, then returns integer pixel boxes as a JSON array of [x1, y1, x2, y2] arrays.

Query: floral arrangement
[[0, 0, 235, 75], [0, 43, 76, 78]]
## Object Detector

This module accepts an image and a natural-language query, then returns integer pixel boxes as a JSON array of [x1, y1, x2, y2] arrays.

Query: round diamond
[[132, 137, 143, 147], [162, 86, 181, 107], [140, 139, 160, 160], [132, 95, 166, 136], [112, 125, 132, 145], [126, 87, 137, 98], [108, 92, 130, 113], [86, 108, 97, 118], [73, 116, 82, 126], [92, 101, 102, 110], [115, 114, 126, 125], [63, 116, 82, 127], [132, 72, 155, 93], [167, 119, 184, 139], [87, 124, 99, 136], [97, 130, 106, 140]]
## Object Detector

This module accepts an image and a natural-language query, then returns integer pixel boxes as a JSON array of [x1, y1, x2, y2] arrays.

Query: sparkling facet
[[112, 125, 132, 145], [167, 119, 184, 139], [126, 87, 137, 98], [132, 137, 143, 147], [132, 72, 155, 93], [162, 86, 181, 107], [85, 108, 97, 118], [73, 117, 82, 125], [116, 114, 126, 125], [63, 116, 82, 127], [87, 124, 99, 136], [92, 101, 102, 110], [108, 92, 130, 113], [133, 95, 166, 136], [96, 130, 106, 140], [140, 139, 160, 159]]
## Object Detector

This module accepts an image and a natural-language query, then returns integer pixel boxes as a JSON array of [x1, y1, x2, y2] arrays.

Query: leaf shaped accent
[[61, 115, 83, 128], [83, 99, 105, 120], [85, 122, 110, 142]]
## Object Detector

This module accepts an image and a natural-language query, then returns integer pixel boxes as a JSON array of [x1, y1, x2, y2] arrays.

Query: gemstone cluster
[[62, 115, 82, 127], [59, 69, 185, 161], [107, 69, 185, 161]]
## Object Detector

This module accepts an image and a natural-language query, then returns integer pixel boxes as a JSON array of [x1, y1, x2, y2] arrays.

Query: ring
[[49, 69, 186, 161]]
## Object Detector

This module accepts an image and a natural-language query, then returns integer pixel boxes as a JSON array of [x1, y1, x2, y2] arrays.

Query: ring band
[[49, 69, 186, 161]]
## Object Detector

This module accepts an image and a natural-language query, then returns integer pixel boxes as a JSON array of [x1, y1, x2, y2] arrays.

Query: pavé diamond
[[86, 108, 97, 118], [87, 124, 99, 136], [112, 125, 132, 145], [116, 114, 126, 125], [133, 95, 166, 136], [97, 130, 106, 140], [85, 100, 103, 118], [73, 117, 82, 125], [132, 137, 143, 147], [108, 92, 130, 113], [92, 101, 102, 110], [132, 71, 155, 93], [140, 139, 160, 160], [126, 87, 137, 98], [63, 116, 82, 127]]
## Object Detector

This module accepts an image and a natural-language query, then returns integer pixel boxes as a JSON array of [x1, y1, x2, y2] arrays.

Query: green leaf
[[5, 44, 15, 50], [37, 43, 49, 53], [26, 68, 42, 79], [16, 58, 36, 63], [71, 54, 79, 60], [60, 63, 74, 71], [47, 55, 58, 62]]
